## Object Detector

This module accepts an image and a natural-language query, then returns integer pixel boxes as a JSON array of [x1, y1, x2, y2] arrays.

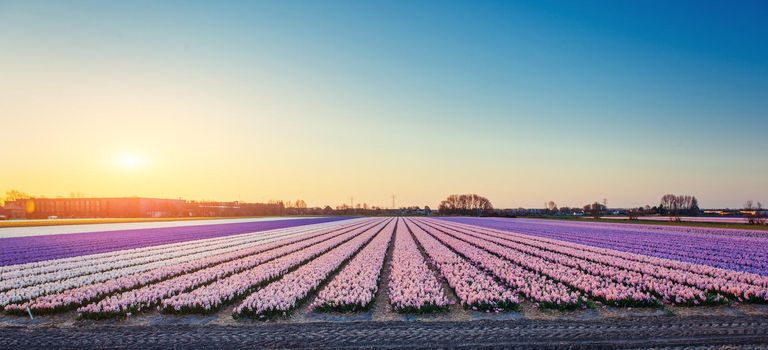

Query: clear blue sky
[[1, 0, 766, 208]]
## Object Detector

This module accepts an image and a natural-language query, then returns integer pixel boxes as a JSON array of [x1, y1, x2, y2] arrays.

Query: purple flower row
[[1, 223, 343, 292], [0, 217, 351, 266]]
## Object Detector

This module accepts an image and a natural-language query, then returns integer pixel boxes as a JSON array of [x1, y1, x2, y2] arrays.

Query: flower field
[[1, 217, 767, 321], [442, 217, 768, 274], [0, 217, 350, 266]]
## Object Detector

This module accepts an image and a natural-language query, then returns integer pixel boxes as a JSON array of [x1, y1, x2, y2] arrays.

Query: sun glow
[[116, 153, 145, 170]]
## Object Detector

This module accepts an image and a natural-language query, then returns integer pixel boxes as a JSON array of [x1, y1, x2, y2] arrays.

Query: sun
[[116, 153, 145, 169]]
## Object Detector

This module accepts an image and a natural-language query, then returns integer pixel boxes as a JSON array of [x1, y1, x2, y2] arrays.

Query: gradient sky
[[1, 0, 766, 209]]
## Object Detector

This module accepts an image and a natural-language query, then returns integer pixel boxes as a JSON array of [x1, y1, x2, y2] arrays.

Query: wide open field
[[1, 217, 767, 348]]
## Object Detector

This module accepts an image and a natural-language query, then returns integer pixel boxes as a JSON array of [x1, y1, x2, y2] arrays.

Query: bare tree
[[744, 200, 766, 225], [438, 194, 493, 216], [744, 200, 754, 224], [660, 194, 699, 222]]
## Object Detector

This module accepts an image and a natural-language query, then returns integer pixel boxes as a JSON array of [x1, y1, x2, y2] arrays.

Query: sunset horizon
[[2, 1, 766, 210]]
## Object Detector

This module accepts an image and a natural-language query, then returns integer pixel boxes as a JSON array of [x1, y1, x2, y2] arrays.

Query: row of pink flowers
[[75, 220, 378, 318], [412, 220, 585, 308], [414, 221, 658, 305], [387, 220, 451, 312], [405, 220, 519, 311], [233, 220, 393, 318], [310, 220, 396, 312], [3, 220, 371, 315], [0, 223, 338, 292], [435, 219, 768, 302], [160, 219, 389, 314], [426, 221, 709, 305]]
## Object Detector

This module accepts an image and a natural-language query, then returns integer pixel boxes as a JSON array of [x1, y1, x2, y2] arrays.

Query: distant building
[[3, 197, 186, 219], [184, 201, 286, 217]]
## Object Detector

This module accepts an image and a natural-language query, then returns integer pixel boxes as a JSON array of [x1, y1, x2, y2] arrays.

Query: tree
[[546, 201, 558, 212], [289, 199, 307, 215], [689, 197, 700, 216], [744, 200, 766, 225], [438, 194, 493, 216], [584, 202, 605, 219], [4, 190, 30, 203], [660, 194, 699, 222]]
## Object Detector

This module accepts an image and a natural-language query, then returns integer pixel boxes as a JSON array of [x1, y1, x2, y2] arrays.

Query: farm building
[[3, 197, 186, 219]]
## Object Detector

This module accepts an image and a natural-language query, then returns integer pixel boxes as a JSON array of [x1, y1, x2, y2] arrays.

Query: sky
[[1, 0, 766, 209]]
